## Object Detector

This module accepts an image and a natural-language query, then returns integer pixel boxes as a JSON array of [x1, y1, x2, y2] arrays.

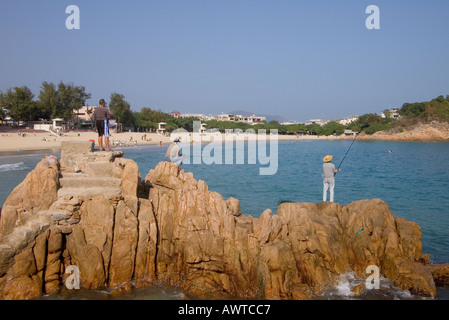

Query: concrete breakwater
[[0, 141, 448, 300]]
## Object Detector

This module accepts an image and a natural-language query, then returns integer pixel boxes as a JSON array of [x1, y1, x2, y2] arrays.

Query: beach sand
[[0, 130, 172, 153], [0, 129, 345, 153]]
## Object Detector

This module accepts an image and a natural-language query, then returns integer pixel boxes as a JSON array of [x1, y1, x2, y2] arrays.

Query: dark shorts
[[96, 120, 109, 137]]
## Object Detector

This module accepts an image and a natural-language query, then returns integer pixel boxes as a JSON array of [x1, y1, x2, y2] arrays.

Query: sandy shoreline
[[0, 130, 348, 154], [0, 127, 447, 154], [0, 130, 173, 154]]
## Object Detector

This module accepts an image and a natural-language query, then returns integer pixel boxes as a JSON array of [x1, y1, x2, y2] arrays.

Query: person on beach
[[93, 99, 112, 151], [165, 137, 184, 167], [322, 155, 340, 202]]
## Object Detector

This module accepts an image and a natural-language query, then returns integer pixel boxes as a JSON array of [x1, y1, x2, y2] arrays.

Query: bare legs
[[98, 136, 111, 151], [105, 137, 111, 151], [98, 136, 104, 151]]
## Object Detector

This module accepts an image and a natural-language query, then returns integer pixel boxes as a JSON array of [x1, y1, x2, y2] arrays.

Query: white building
[[338, 116, 359, 126], [180, 113, 207, 120], [380, 108, 401, 119], [305, 119, 329, 126], [248, 115, 266, 124], [216, 113, 266, 125], [344, 129, 358, 136], [158, 122, 166, 135], [216, 114, 236, 122], [280, 121, 300, 126]]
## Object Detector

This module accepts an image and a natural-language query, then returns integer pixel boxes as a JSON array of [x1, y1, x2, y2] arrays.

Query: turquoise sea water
[[1, 141, 448, 299], [123, 140, 449, 265]]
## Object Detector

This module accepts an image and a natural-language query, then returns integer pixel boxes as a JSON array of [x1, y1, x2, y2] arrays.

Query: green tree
[[0, 90, 5, 120], [141, 107, 173, 123], [400, 102, 426, 119], [398, 95, 449, 123], [351, 113, 393, 134], [37, 82, 58, 120], [305, 123, 322, 135], [57, 82, 91, 120], [133, 107, 175, 130], [121, 109, 134, 128], [36, 81, 91, 120], [132, 111, 152, 129], [283, 123, 307, 134], [346, 122, 361, 133], [425, 96, 449, 121], [109, 92, 134, 127], [320, 121, 345, 136], [175, 116, 204, 131], [2, 86, 38, 121]]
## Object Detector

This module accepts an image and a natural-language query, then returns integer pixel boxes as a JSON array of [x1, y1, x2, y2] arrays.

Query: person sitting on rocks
[[165, 138, 184, 167]]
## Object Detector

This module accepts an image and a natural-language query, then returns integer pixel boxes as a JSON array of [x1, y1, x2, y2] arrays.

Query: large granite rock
[[143, 163, 437, 298], [0, 156, 59, 238], [427, 264, 449, 287], [0, 145, 444, 299]]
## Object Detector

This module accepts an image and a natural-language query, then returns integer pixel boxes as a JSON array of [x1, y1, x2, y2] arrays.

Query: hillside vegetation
[[1, 83, 448, 136], [347, 95, 449, 135]]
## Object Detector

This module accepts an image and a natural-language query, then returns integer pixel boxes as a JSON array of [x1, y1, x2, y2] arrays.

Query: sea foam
[[0, 162, 26, 172]]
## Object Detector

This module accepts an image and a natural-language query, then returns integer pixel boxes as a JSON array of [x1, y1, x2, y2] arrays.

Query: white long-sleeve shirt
[[323, 162, 337, 179]]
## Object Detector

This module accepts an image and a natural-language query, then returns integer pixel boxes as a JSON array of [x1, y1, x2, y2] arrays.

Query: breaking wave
[[0, 162, 27, 172], [319, 271, 429, 300]]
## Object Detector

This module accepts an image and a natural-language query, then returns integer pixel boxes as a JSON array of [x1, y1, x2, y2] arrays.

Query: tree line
[[0, 82, 91, 122], [1, 83, 448, 135], [345, 95, 449, 135]]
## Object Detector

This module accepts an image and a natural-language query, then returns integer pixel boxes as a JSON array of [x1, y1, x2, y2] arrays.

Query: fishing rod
[[336, 134, 358, 174]]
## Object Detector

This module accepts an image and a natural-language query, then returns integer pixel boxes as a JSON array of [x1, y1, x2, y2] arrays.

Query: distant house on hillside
[[215, 113, 265, 124], [305, 119, 329, 126], [338, 116, 359, 126], [216, 114, 236, 122], [170, 111, 181, 118], [344, 129, 358, 136], [381, 108, 401, 119], [249, 115, 266, 124], [181, 113, 206, 120], [280, 121, 299, 125]]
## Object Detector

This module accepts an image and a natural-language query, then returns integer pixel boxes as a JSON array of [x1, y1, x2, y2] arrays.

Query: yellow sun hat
[[323, 155, 333, 162]]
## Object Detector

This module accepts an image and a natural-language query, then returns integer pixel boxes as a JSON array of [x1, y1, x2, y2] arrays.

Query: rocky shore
[[0, 141, 448, 300], [357, 122, 449, 142]]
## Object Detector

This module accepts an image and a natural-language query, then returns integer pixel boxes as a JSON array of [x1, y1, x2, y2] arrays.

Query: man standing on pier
[[94, 99, 112, 151]]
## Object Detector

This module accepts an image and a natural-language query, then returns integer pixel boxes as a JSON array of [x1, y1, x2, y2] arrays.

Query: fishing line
[[336, 134, 358, 173]]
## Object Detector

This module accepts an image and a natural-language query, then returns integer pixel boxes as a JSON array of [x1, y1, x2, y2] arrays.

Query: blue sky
[[1, 0, 449, 122]]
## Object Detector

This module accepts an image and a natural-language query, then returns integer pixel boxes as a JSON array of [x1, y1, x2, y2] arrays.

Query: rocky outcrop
[[357, 122, 449, 142], [427, 264, 449, 287], [0, 142, 445, 299], [0, 155, 59, 238]]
